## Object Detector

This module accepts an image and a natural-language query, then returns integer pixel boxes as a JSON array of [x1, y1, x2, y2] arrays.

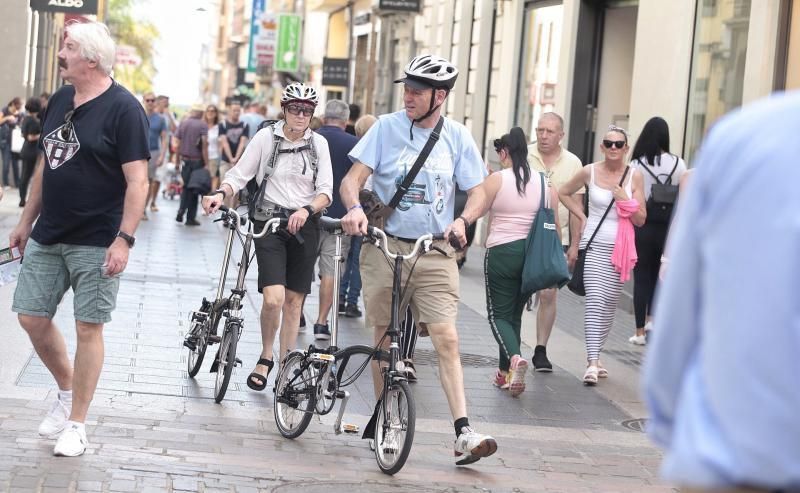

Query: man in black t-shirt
[[9, 21, 150, 458]]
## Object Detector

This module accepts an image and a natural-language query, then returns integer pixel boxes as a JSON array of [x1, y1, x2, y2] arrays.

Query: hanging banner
[[247, 0, 265, 73], [274, 14, 301, 73], [30, 0, 99, 15]]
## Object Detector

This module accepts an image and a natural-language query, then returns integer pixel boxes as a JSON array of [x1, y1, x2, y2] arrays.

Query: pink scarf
[[611, 199, 639, 282]]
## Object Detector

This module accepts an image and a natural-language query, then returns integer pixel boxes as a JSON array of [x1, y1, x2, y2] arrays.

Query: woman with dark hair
[[629, 117, 686, 345], [480, 127, 560, 396], [204, 105, 222, 191], [18, 98, 42, 207]]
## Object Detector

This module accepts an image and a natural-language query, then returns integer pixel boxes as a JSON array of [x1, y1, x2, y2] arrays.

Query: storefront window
[[515, 2, 563, 140], [684, 0, 752, 163]]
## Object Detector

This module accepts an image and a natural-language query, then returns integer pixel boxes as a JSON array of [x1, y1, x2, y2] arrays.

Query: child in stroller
[[160, 161, 182, 200]]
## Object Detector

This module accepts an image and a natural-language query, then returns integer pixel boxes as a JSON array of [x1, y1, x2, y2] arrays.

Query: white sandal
[[583, 366, 599, 385]]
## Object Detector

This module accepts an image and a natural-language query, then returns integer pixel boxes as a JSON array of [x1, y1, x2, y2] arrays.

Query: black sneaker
[[532, 345, 553, 372], [176, 210, 184, 222], [338, 302, 347, 315], [313, 323, 331, 340], [344, 303, 362, 318], [185, 219, 201, 226]]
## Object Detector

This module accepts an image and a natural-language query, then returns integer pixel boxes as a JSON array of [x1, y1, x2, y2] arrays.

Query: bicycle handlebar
[[366, 226, 443, 260], [218, 205, 287, 238]]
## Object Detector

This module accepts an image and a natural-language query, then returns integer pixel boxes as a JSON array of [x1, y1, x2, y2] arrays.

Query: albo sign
[[30, 0, 99, 14]]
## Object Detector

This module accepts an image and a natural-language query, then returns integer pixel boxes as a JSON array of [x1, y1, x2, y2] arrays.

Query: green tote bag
[[520, 172, 570, 298]]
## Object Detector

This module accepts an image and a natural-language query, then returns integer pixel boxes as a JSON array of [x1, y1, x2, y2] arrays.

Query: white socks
[[58, 389, 73, 405]]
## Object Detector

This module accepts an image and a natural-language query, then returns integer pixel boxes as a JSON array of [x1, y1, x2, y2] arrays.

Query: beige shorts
[[360, 236, 459, 329], [207, 158, 221, 178], [219, 161, 233, 180], [317, 229, 351, 278]]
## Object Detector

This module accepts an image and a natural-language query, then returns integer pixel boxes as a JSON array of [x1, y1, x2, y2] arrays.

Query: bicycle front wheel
[[186, 318, 209, 378], [213, 322, 238, 403], [375, 380, 416, 475], [274, 351, 317, 439]]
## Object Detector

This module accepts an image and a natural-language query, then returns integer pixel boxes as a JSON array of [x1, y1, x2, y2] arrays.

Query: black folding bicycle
[[272, 217, 444, 475], [183, 206, 286, 403]]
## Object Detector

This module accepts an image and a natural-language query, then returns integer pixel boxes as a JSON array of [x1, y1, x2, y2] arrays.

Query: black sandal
[[246, 358, 274, 391]]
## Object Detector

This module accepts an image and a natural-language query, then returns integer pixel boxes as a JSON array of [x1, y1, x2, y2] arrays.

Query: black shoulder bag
[[567, 165, 630, 296], [358, 117, 444, 229], [639, 155, 679, 224]]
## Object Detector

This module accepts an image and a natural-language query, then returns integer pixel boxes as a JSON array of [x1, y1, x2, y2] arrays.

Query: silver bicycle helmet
[[281, 82, 319, 106], [394, 54, 458, 90]]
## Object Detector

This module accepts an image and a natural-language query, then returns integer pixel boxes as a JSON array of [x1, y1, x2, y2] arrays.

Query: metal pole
[[33, 12, 52, 97]]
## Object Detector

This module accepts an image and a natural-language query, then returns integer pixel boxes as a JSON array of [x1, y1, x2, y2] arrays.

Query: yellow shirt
[[527, 144, 583, 245]]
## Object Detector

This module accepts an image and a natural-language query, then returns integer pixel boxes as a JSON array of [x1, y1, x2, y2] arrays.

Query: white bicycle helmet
[[281, 82, 319, 106], [395, 54, 459, 90]]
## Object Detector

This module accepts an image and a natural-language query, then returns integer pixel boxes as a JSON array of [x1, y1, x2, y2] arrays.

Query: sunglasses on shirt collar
[[60, 109, 75, 141], [602, 139, 626, 149]]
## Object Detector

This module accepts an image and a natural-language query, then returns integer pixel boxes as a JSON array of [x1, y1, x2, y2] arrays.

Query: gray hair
[[324, 100, 350, 122], [539, 112, 564, 131], [65, 21, 116, 76]]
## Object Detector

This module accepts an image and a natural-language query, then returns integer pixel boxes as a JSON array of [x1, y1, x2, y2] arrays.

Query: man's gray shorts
[[12, 239, 121, 324], [147, 152, 160, 181], [317, 229, 350, 278]]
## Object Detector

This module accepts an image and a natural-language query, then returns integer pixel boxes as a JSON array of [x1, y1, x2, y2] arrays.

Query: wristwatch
[[116, 230, 135, 248], [302, 205, 316, 216]]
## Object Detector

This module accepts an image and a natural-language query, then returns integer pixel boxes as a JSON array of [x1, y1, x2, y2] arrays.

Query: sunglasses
[[602, 139, 626, 149], [144, 98, 155, 103], [286, 104, 314, 117], [60, 110, 75, 141]]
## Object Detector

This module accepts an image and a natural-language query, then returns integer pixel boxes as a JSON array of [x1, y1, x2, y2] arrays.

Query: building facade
[[308, 0, 798, 167]]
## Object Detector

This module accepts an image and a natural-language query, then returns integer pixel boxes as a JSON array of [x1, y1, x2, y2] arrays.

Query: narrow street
[[0, 189, 671, 492]]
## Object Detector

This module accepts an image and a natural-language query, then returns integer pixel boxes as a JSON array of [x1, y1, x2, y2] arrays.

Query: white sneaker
[[53, 423, 88, 457], [628, 334, 646, 345], [38, 398, 70, 438], [454, 427, 497, 465]]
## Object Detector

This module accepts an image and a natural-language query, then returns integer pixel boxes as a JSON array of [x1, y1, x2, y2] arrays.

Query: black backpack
[[638, 155, 680, 224]]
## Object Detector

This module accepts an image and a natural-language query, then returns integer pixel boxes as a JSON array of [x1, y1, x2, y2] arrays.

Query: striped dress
[[580, 164, 633, 362]]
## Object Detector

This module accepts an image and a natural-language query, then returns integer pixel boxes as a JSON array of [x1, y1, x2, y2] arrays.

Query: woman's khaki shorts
[[359, 236, 459, 329]]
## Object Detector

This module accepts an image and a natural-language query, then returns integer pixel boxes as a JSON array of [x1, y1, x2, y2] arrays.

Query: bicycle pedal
[[342, 423, 359, 434], [183, 340, 197, 351], [235, 357, 242, 367], [208, 335, 221, 343]]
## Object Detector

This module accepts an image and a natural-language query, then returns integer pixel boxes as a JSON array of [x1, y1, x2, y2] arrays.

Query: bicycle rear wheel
[[213, 322, 238, 403], [274, 351, 317, 439], [374, 380, 415, 475]]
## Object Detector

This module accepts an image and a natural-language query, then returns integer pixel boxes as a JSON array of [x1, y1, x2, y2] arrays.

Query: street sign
[[322, 58, 349, 87], [274, 14, 301, 73], [30, 0, 99, 15], [378, 0, 421, 13], [247, 0, 277, 74]]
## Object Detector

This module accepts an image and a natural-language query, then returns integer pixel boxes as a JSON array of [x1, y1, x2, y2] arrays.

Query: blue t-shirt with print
[[348, 110, 486, 238]]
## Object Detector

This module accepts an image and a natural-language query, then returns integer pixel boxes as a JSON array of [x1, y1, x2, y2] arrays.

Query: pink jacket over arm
[[612, 199, 639, 282]]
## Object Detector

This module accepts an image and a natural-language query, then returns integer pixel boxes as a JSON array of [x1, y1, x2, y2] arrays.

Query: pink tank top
[[485, 169, 544, 248]]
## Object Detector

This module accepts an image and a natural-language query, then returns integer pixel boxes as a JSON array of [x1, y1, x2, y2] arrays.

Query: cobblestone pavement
[[0, 189, 673, 492]]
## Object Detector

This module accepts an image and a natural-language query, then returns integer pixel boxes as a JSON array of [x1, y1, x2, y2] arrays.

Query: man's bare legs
[[71, 321, 104, 422], [315, 276, 334, 325], [18, 315, 72, 391], [19, 315, 105, 422], [536, 288, 557, 346], [369, 321, 466, 420]]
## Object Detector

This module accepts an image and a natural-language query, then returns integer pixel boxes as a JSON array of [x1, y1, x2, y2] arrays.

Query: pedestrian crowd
[[5, 18, 798, 493]]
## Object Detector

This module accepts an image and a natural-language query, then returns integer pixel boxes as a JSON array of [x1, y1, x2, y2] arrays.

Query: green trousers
[[484, 239, 527, 371]]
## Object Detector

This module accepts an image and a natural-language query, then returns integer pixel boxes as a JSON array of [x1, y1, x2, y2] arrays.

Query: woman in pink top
[[481, 127, 560, 396]]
